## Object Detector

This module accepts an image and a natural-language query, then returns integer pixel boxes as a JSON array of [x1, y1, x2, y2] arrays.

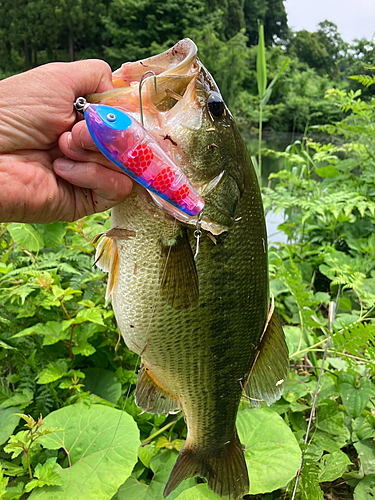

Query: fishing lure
[[74, 97, 205, 218]]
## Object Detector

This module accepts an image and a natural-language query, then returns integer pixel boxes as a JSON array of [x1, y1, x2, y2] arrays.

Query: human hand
[[0, 60, 132, 223]]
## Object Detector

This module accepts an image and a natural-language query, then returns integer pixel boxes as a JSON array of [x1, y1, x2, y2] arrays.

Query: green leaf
[[30, 404, 139, 500], [354, 475, 375, 500], [261, 58, 290, 107], [71, 341, 96, 357], [0, 465, 9, 497], [76, 308, 105, 325], [316, 400, 348, 436], [37, 360, 69, 384], [256, 24, 266, 98], [0, 390, 33, 409], [318, 451, 352, 482], [338, 373, 375, 418], [146, 450, 195, 500], [298, 459, 324, 500], [315, 165, 339, 178], [313, 430, 348, 453], [37, 223, 67, 249], [138, 444, 154, 469], [354, 440, 375, 476], [175, 483, 221, 500], [24, 458, 62, 492], [357, 414, 375, 440], [7, 223, 44, 253], [82, 368, 121, 405], [237, 408, 301, 494], [113, 476, 148, 499], [0, 407, 21, 446]]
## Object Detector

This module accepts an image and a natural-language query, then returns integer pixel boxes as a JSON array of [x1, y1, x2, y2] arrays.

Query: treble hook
[[194, 209, 204, 261], [139, 70, 157, 127]]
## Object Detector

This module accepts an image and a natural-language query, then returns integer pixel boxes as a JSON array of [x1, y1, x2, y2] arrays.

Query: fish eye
[[207, 92, 225, 118], [106, 112, 116, 122]]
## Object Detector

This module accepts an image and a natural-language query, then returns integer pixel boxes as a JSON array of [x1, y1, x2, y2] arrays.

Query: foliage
[[261, 78, 375, 499]]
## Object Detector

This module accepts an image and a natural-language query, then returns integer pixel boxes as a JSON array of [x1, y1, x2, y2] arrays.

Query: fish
[[92, 38, 289, 500]]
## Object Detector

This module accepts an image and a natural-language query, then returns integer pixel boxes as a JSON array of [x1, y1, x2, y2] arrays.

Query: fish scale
[[94, 38, 289, 500]]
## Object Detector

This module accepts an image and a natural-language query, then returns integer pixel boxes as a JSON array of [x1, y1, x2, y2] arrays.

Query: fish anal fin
[[245, 309, 289, 408], [135, 362, 180, 416], [164, 432, 249, 500], [160, 229, 199, 309]]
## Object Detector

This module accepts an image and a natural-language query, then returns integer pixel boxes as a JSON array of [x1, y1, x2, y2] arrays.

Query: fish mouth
[[87, 39, 227, 235], [87, 39, 200, 116]]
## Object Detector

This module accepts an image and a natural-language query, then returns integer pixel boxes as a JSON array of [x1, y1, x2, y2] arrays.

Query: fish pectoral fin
[[160, 228, 199, 309], [164, 432, 249, 500], [135, 362, 180, 416], [244, 309, 289, 408], [94, 236, 119, 300]]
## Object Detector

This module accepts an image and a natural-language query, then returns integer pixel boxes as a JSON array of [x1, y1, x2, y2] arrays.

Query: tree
[[244, 0, 288, 46]]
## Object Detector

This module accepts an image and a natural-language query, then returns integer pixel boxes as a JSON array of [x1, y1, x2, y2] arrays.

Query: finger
[[68, 121, 97, 151], [68, 59, 114, 97], [58, 131, 119, 172], [53, 158, 133, 212]]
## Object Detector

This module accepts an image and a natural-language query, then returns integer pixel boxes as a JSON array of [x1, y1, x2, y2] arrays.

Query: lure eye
[[106, 113, 116, 122], [207, 92, 225, 118]]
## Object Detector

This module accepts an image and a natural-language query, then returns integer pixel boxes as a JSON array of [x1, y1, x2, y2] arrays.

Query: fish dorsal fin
[[244, 301, 289, 408], [160, 229, 199, 309], [135, 362, 180, 416]]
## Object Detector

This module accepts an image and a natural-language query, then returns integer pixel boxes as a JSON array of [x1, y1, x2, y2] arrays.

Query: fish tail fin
[[163, 432, 249, 500]]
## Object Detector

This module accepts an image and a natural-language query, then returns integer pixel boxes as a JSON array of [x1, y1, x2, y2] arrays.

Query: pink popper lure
[[74, 98, 205, 218]]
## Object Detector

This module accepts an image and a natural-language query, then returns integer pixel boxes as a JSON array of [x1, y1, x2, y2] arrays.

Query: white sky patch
[[285, 0, 375, 42]]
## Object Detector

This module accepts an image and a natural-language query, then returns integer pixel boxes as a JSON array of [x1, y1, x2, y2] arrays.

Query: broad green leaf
[[315, 165, 339, 178], [318, 451, 352, 482], [175, 483, 221, 500], [12, 321, 70, 346], [354, 475, 375, 500], [76, 308, 104, 325], [237, 408, 301, 494], [0, 407, 21, 446], [357, 414, 375, 440], [145, 450, 195, 500], [82, 368, 121, 405], [37, 223, 67, 249], [113, 476, 148, 499], [256, 24, 266, 98], [282, 379, 310, 403], [138, 444, 154, 469], [24, 458, 62, 492], [338, 373, 375, 418], [354, 440, 375, 476], [316, 400, 347, 436], [29, 403, 139, 500], [0, 390, 33, 409], [7, 223, 44, 253], [313, 430, 348, 453], [71, 340, 96, 356], [36, 360, 69, 384]]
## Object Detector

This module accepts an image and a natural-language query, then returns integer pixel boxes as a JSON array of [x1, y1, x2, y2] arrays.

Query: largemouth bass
[[92, 39, 289, 500]]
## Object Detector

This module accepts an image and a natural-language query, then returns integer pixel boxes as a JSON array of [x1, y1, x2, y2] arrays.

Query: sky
[[285, 0, 375, 42]]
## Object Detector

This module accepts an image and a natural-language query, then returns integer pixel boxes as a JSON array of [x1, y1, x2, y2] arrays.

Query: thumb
[[68, 59, 114, 97]]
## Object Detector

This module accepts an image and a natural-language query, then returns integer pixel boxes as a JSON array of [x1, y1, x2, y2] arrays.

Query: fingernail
[[55, 158, 75, 171]]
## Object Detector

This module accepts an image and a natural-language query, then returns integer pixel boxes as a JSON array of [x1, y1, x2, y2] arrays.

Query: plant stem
[[141, 416, 180, 446]]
